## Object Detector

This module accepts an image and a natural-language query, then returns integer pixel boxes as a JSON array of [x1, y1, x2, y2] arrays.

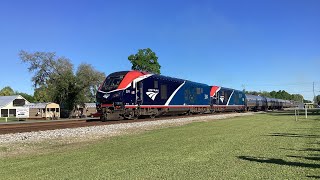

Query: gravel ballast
[[0, 113, 254, 144]]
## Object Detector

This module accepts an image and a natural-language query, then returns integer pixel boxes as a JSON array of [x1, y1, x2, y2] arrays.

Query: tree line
[[245, 90, 317, 103]]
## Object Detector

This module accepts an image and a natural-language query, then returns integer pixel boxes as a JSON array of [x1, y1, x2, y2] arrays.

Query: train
[[96, 70, 297, 121]]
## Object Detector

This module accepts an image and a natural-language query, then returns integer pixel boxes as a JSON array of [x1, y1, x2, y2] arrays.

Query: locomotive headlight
[[103, 93, 110, 99]]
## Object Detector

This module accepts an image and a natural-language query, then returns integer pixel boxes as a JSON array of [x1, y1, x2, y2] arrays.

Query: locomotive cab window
[[101, 75, 124, 92], [161, 85, 167, 99]]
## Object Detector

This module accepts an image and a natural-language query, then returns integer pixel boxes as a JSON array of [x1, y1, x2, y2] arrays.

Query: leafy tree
[[246, 89, 307, 102], [0, 86, 14, 96], [20, 50, 105, 116], [291, 94, 304, 102], [15, 92, 34, 102], [33, 86, 51, 102], [314, 95, 320, 105], [303, 99, 312, 103], [128, 48, 161, 74], [0, 86, 35, 102]]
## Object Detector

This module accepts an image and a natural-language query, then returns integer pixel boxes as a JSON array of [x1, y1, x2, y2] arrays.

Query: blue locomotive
[[96, 71, 246, 120], [96, 70, 295, 120]]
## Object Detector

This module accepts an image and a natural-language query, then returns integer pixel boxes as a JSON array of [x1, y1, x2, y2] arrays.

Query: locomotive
[[96, 70, 295, 121]]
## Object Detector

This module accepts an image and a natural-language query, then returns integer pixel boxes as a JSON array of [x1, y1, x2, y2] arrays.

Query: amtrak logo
[[146, 89, 159, 100]]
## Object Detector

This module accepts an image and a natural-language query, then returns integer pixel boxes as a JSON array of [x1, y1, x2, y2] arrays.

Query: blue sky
[[0, 0, 319, 100]]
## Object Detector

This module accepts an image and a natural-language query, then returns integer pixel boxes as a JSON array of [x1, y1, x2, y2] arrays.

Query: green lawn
[[0, 113, 319, 179], [0, 117, 21, 123]]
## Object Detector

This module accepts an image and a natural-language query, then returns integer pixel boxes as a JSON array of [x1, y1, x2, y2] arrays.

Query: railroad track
[[0, 113, 236, 135]]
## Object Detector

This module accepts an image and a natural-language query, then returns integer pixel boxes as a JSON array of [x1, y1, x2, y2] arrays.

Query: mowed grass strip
[[0, 113, 319, 179]]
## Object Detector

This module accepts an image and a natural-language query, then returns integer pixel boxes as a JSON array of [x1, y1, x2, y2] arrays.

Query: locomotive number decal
[[146, 89, 159, 100]]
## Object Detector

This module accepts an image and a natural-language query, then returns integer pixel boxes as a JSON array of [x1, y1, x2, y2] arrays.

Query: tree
[[0, 86, 14, 96], [20, 50, 105, 116], [128, 48, 161, 74], [314, 95, 320, 105], [15, 92, 34, 102], [33, 86, 51, 102]]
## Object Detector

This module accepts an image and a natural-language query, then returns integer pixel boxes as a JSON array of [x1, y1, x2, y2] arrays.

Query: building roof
[[0, 95, 26, 108], [24, 102, 60, 109], [24, 103, 48, 109]]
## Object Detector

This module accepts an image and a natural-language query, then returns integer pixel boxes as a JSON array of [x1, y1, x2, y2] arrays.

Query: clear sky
[[0, 0, 319, 101]]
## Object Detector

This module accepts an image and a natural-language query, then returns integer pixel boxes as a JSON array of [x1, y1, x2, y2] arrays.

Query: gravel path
[[0, 112, 254, 144]]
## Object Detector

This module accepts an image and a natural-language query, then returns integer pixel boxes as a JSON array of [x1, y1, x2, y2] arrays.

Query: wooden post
[[295, 109, 297, 121], [305, 106, 307, 119]]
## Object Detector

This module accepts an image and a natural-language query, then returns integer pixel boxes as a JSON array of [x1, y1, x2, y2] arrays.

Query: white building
[[24, 102, 60, 119], [0, 95, 30, 117]]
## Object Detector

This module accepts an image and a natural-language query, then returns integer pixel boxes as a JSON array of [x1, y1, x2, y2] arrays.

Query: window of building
[[1, 109, 8, 117], [161, 85, 167, 99], [9, 109, 16, 117], [13, 99, 25, 106]]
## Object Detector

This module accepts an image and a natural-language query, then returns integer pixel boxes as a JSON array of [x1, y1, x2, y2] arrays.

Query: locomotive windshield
[[100, 75, 124, 92]]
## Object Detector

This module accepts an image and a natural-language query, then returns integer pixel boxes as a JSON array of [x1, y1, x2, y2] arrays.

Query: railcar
[[245, 94, 267, 111], [96, 71, 214, 120], [210, 86, 246, 112], [96, 70, 296, 121]]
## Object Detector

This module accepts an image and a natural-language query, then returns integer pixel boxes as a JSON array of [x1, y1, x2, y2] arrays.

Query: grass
[[0, 112, 319, 179], [0, 117, 22, 122]]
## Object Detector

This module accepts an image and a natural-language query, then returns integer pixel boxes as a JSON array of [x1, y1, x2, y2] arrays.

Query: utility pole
[[313, 82, 316, 103]]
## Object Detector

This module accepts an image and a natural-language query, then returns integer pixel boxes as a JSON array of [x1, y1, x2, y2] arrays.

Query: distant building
[[24, 103, 60, 119], [0, 95, 29, 117], [0, 95, 60, 119]]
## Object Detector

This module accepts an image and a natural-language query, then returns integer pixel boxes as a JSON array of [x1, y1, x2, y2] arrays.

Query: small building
[[24, 103, 60, 119], [0, 95, 30, 117]]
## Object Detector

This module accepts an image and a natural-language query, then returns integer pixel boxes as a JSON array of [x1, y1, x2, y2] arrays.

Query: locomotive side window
[[161, 85, 167, 99], [234, 92, 239, 104], [196, 88, 201, 94], [224, 91, 229, 103], [154, 80, 158, 89]]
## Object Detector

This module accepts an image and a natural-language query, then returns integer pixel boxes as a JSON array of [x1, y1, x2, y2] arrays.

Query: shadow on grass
[[280, 148, 320, 152], [306, 175, 320, 179], [287, 155, 320, 161], [238, 156, 320, 169], [266, 133, 320, 138]]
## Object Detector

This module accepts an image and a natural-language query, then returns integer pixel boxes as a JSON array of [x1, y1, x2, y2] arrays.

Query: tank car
[[245, 94, 267, 111]]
